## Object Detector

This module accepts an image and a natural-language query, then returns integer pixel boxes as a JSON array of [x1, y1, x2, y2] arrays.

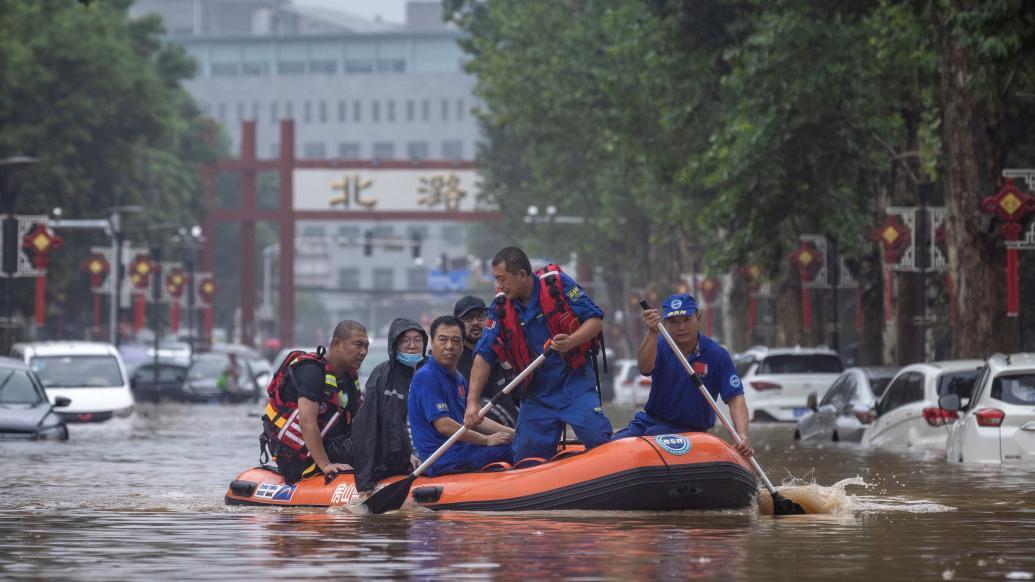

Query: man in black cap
[[454, 295, 518, 427]]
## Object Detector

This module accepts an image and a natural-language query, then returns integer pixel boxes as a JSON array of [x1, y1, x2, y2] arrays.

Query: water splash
[[756, 476, 956, 516]]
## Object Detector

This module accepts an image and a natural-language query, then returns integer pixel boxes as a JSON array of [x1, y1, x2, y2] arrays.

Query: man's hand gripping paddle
[[353, 340, 555, 515], [639, 300, 806, 516]]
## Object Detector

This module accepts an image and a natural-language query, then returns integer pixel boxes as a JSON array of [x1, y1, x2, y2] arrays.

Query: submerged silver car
[[794, 366, 899, 442]]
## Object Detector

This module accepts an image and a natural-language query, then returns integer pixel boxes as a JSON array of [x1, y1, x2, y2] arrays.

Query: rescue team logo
[[255, 483, 297, 501], [435, 402, 448, 412], [331, 483, 358, 505], [486, 318, 497, 330], [566, 287, 583, 301], [654, 434, 692, 456], [730, 375, 741, 389], [692, 362, 708, 377], [671, 299, 683, 309]]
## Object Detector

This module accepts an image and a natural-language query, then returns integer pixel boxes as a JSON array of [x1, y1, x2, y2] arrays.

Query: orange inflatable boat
[[224, 433, 757, 511]]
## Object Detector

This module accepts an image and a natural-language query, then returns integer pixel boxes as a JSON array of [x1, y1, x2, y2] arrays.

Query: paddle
[[639, 300, 806, 516], [355, 340, 555, 515]]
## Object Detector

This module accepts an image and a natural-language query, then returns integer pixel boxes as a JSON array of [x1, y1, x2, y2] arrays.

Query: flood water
[[2, 402, 1033, 580]]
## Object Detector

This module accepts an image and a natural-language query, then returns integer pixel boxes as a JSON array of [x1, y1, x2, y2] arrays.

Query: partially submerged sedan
[[0, 357, 70, 440], [795, 366, 899, 442]]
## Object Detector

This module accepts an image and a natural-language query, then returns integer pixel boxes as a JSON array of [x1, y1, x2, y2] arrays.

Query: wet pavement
[[2, 402, 1033, 580]]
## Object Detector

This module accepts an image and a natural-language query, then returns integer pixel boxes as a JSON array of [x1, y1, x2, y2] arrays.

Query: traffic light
[[363, 230, 373, 256], [2, 217, 18, 274]]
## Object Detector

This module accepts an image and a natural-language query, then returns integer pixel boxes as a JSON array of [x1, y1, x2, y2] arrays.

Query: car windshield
[[0, 370, 44, 404], [870, 377, 893, 397], [991, 374, 1035, 405], [31, 355, 124, 388], [758, 354, 843, 374], [936, 369, 979, 399], [188, 358, 229, 380]]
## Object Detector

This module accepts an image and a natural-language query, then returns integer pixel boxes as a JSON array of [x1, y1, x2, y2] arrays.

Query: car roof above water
[[0, 356, 30, 371], [13, 341, 120, 357]]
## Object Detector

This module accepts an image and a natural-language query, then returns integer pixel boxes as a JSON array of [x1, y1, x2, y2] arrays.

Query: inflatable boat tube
[[225, 432, 757, 512]]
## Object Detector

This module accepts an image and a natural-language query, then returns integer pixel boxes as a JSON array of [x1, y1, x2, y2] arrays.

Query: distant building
[[133, 0, 494, 342]]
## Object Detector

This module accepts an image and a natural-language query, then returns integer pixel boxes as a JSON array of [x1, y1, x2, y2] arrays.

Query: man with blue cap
[[612, 293, 753, 457]]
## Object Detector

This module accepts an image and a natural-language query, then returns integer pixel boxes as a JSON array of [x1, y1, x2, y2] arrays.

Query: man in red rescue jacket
[[263, 320, 368, 483], [464, 246, 612, 462]]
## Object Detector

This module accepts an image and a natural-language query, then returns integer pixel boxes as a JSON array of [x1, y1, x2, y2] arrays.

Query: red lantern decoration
[[129, 255, 155, 289], [165, 269, 189, 333], [980, 179, 1035, 317], [739, 265, 763, 334], [21, 224, 64, 326], [198, 277, 216, 342], [869, 215, 912, 323], [82, 254, 110, 331], [788, 241, 824, 331]]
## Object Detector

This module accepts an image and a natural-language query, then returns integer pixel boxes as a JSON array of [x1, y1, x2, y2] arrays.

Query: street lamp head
[[52, 207, 63, 218], [545, 205, 557, 216], [527, 205, 539, 216], [190, 225, 203, 239]]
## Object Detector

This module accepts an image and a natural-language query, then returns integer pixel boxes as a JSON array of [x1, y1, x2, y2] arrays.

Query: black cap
[[454, 295, 487, 319]]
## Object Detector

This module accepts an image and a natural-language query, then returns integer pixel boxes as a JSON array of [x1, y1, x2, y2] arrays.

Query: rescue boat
[[224, 432, 757, 511]]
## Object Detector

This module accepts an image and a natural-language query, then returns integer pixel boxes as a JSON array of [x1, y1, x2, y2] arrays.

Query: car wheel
[[793, 430, 801, 440], [832, 431, 839, 442]]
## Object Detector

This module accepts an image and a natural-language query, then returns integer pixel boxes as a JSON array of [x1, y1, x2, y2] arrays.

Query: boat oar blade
[[357, 475, 416, 515], [771, 491, 807, 515]]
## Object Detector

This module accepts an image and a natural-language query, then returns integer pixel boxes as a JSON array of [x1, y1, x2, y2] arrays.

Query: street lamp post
[[174, 226, 203, 355], [0, 156, 39, 350], [107, 206, 142, 347]]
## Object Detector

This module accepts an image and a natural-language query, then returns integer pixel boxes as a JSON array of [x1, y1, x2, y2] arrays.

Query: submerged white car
[[943, 353, 1035, 464], [861, 359, 983, 453], [11, 341, 134, 423], [734, 347, 844, 422], [795, 366, 899, 442], [611, 358, 651, 406]]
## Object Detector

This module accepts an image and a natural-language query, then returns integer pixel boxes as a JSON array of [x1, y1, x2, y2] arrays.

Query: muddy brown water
[[1, 403, 1033, 580]]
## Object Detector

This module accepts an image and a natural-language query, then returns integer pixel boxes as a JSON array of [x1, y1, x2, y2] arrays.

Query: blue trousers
[[513, 388, 613, 461], [425, 443, 513, 477], [612, 411, 703, 440]]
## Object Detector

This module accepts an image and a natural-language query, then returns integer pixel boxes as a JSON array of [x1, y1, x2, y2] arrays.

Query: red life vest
[[490, 263, 597, 385], [262, 349, 357, 461]]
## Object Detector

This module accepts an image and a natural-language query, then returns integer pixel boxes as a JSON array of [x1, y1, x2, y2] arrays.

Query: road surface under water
[[2, 402, 1033, 580]]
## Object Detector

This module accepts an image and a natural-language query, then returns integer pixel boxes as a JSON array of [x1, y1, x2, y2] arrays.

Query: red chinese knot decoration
[[980, 180, 1035, 316]]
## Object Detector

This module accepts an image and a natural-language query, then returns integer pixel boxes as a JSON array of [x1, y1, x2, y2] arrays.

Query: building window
[[421, 100, 430, 121], [353, 101, 362, 122], [337, 225, 360, 239], [270, 142, 279, 157], [338, 142, 360, 159], [407, 141, 429, 161], [302, 225, 326, 237], [456, 98, 465, 121], [371, 101, 380, 123], [310, 60, 337, 73], [318, 101, 327, 123], [373, 268, 394, 290], [277, 61, 306, 75], [217, 103, 226, 123], [338, 101, 347, 122], [441, 98, 449, 122], [441, 140, 463, 160], [211, 62, 239, 76], [372, 142, 395, 161], [242, 62, 269, 75], [372, 225, 394, 238], [303, 101, 312, 123], [377, 58, 406, 72], [406, 99, 415, 122], [386, 100, 395, 122], [338, 267, 360, 290], [345, 59, 374, 73], [303, 142, 326, 159], [285, 101, 294, 119], [407, 267, 428, 291], [236, 102, 245, 121], [252, 101, 260, 120], [441, 225, 463, 245]]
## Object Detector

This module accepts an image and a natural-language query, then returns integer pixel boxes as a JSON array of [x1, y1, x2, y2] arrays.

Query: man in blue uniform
[[464, 246, 612, 462], [408, 315, 514, 476], [613, 293, 753, 458]]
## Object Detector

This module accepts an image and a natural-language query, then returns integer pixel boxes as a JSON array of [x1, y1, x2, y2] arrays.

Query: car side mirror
[[806, 392, 818, 412], [53, 396, 72, 408], [938, 394, 961, 412]]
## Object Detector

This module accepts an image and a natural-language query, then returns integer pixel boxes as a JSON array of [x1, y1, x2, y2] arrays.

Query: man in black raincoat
[[352, 317, 428, 492]]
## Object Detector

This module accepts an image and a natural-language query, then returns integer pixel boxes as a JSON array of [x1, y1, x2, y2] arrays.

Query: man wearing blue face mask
[[351, 318, 428, 491]]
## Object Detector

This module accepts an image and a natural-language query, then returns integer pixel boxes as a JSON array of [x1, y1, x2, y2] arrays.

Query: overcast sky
[[294, 0, 411, 24]]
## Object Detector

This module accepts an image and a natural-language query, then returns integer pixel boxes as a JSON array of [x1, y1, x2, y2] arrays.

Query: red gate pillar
[[240, 121, 257, 347], [278, 119, 296, 345]]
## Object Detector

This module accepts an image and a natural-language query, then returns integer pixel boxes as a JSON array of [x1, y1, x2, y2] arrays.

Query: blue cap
[[662, 293, 698, 318]]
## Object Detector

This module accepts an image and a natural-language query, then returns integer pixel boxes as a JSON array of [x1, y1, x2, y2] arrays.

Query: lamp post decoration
[[129, 253, 155, 333], [197, 274, 216, 344], [21, 223, 63, 326], [82, 253, 110, 331], [164, 268, 189, 334], [980, 178, 1035, 317], [788, 239, 824, 332], [699, 277, 721, 337], [869, 214, 911, 323]]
